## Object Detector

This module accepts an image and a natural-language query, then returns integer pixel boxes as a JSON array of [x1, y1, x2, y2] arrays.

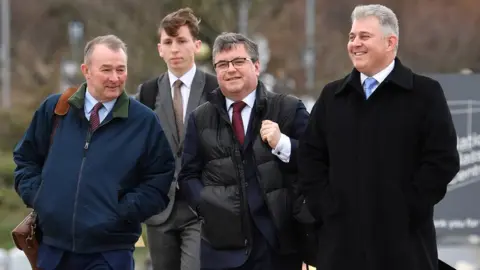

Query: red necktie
[[232, 101, 247, 145], [90, 102, 103, 131]]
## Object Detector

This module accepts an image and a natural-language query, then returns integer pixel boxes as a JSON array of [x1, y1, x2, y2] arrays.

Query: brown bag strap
[[49, 87, 78, 146]]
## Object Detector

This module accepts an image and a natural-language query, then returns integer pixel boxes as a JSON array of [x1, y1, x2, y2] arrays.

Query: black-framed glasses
[[213, 57, 252, 71]]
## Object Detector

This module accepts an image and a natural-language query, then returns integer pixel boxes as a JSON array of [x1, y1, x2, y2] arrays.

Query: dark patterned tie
[[232, 101, 247, 145], [173, 79, 184, 138], [90, 102, 103, 131]]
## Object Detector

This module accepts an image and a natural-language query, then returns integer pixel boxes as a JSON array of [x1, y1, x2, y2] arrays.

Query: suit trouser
[[146, 199, 201, 270], [202, 226, 302, 270], [39, 249, 134, 270]]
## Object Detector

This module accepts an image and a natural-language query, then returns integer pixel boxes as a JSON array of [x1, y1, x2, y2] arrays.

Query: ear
[[387, 34, 398, 52], [81, 63, 89, 78], [194, 39, 202, 54], [254, 60, 261, 76], [157, 43, 164, 58]]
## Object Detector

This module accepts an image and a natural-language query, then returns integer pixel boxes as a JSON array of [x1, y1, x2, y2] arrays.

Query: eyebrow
[[100, 64, 126, 68], [349, 31, 373, 36], [162, 36, 187, 41], [216, 57, 249, 62]]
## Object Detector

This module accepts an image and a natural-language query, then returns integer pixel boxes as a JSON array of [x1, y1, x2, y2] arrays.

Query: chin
[[170, 61, 184, 68], [225, 87, 240, 93], [353, 61, 368, 72], [224, 86, 245, 95], [106, 89, 122, 97]]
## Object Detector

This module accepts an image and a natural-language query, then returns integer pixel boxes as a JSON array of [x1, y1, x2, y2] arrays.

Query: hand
[[260, 120, 281, 149]]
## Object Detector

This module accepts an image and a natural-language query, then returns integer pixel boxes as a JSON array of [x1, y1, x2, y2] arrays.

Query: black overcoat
[[298, 58, 460, 270]]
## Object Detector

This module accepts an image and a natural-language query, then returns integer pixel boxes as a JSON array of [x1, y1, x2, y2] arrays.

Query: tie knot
[[363, 77, 378, 89], [232, 101, 246, 113], [173, 79, 183, 89], [92, 102, 103, 113]]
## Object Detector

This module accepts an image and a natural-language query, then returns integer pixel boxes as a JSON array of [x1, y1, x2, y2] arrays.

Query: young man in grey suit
[[136, 8, 218, 270]]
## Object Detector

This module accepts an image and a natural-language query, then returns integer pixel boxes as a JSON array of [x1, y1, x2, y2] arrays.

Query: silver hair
[[351, 4, 399, 50], [212, 32, 259, 63], [83, 34, 128, 65]]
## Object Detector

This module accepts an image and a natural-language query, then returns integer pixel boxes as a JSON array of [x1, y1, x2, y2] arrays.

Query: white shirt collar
[[225, 90, 256, 111], [168, 64, 197, 89], [85, 89, 116, 113], [360, 60, 395, 85]]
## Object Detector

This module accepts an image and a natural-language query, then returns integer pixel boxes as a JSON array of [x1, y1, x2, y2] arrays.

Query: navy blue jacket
[[13, 84, 175, 253]]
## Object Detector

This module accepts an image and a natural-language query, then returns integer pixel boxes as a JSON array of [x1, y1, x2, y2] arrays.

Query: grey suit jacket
[[137, 69, 217, 225]]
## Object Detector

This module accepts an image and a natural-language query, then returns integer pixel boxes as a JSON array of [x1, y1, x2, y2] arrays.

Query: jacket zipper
[[218, 109, 252, 254], [71, 130, 91, 252], [71, 119, 112, 251], [234, 144, 252, 255]]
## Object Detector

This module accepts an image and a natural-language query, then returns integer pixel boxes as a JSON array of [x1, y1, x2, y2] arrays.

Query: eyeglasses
[[213, 57, 252, 71]]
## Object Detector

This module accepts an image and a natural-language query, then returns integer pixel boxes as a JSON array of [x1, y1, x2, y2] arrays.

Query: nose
[[108, 71, 120, 82], [171, 41, 180, 52], [226, 62, 237, 72]]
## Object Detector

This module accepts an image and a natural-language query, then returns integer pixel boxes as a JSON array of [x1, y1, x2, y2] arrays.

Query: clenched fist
[[260, 120, 281, 149]]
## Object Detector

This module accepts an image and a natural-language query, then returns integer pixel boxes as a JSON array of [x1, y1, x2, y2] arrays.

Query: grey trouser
[[146, 199, 201, 270]]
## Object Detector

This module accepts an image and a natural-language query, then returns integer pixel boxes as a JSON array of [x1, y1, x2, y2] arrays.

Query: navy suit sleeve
[[118, 113, 175, 223], [178, 114, 205, 213], [282, 101, 310, 171], [13, 96, 57, 208]]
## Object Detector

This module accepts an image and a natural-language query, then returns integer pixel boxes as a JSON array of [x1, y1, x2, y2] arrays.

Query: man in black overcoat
[[297, 4, 460, 270]]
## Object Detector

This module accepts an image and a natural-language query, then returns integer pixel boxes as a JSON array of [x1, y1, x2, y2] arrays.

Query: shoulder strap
[[138, 79, 159, 110], [50, 87, 77, 146]]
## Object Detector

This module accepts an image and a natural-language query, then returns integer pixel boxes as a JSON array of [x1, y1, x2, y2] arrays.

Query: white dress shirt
[[84, 89, 116, 123], [225, 90, 292, 163], [168, 65, 197, 123], [360, 60, 395, 93]]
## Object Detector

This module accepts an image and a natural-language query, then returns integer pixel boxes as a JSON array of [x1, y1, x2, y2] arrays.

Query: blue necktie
[[363, 77, 378, 99]]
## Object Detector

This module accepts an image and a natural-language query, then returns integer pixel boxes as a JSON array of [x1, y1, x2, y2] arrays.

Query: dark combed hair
[[158, 7, 201, 39]]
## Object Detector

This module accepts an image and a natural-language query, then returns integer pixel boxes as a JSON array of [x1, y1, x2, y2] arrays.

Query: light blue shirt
[[84, 89, 117, 123], [360, 60, 395, 93]]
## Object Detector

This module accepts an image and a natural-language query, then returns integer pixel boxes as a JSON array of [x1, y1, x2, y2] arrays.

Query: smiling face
[[347, 16, 397, 76], [213, 44, 260, 101], [81, 44, 127, 102]]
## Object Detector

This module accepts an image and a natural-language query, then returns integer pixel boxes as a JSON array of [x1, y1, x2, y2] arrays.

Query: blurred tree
[[4, 0, 480, 152], [8, 0, 292, 96]]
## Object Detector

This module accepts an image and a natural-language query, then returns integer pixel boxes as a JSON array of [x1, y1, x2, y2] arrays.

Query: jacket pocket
[[402, 185, 432, 231], [31, 178, 44, 208], [305, 184, 338, 222], [199, 186, 245, 250]]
